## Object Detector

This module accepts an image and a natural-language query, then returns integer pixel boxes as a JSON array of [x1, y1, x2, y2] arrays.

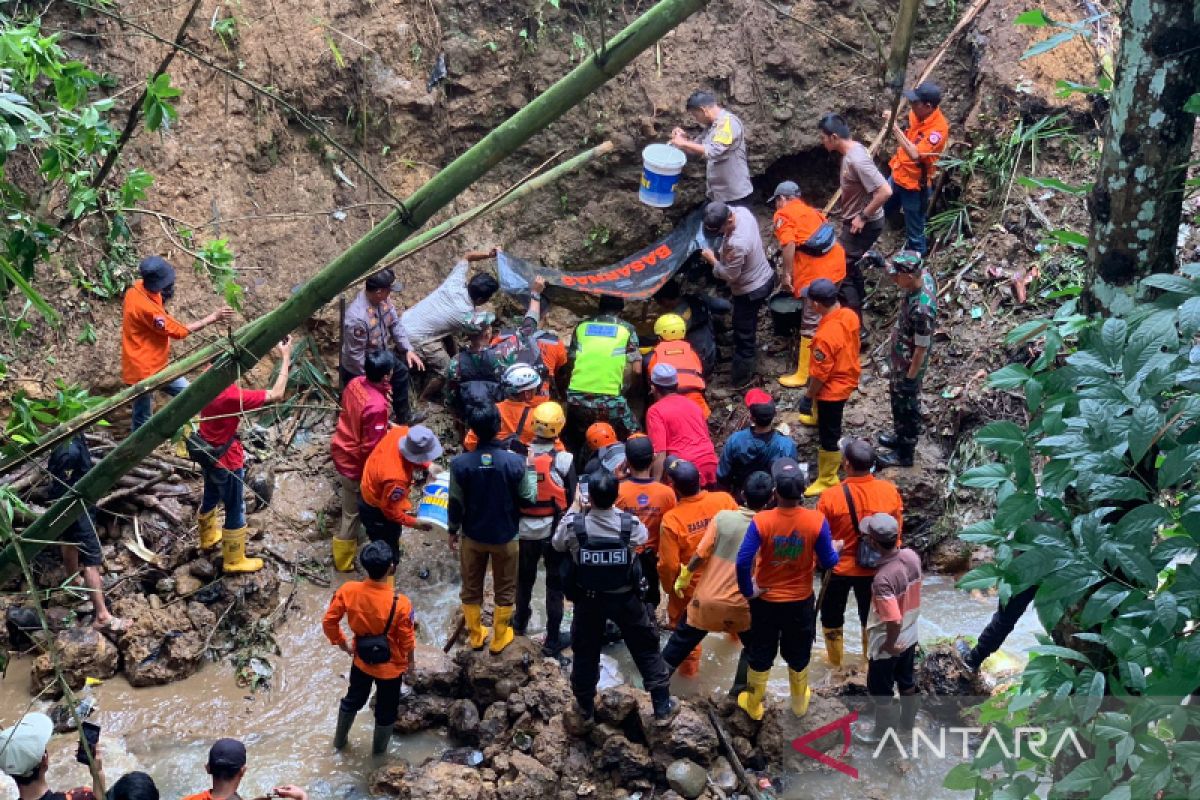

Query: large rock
[[507, 658, 572, 721], [597, 734, 655, 784], [447, 699, 481, 744], [403, 761, 496, 800], [394, 693, 453, 734], [709, 756, 737, 794], [478, 701, 509, 747], [757, 694, 853, 774], [110, 594, 206, 687], [494, 752, 559, 800], [31, 627, 118, 696], [665, 759, 707, 800], [595, 685, 641, 728], [409, 643, 463, 696], [458, 637, 541, 705], [368, 763, 410, 797], [532, 715, 569, 773], [639, 701, 719, 766]]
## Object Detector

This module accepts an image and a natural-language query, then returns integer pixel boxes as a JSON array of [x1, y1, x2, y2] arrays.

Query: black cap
[[743, 471, 775, 505], [703, 201, 731, 234], [665, 458, 701, 495], [802, 278, 839, 304], [770, 457, 806, 499], [842, 438, 876, 471], [903, 81, 942, 106], [207, 739, 247, 771], [138, 256, 176, 293], [625, 435, 654, 463]]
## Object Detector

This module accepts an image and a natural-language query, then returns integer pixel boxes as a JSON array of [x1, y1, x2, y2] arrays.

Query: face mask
[[160, 283, 175, 302]]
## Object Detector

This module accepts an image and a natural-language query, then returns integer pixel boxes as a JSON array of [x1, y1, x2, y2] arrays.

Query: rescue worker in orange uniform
[[770, 182, 846, 395], [658, 458, 738, 677], [358, 425, 444, 563], [463, 364, 545, 451], [735, 459, 840, 720], [514, 401, 576, 655], [647, 314, 710, 419], [816, 439, 903, 666], [617, 435, 677, 626], [884, 82, 950, 255], [324, 540, 416, 756], [797, 278, 862, 496], [122, 256, 234, 431]]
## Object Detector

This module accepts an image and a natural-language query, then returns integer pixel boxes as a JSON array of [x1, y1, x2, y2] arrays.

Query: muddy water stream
[[0, 572, 1040, 800]]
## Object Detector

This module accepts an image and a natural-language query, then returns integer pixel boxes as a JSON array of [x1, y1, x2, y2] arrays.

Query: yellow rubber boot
[[778, 337, 812, 388], [490, 605, 515, 653], [331, 539, 358, 572], [798, 401, 818, 427], [804, 450, 842, 498], [788, 667, 812, 717], [463, 604, 487, 650], [221, 527, 263, 573], [736, 668, 770, 721], [197, 508, 222, 549], [823, 627, 844, 667]]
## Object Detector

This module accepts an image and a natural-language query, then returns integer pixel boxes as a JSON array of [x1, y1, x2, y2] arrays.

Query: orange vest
[[810, 306, 862, 401], [360, 426, 420, 525], [524, 452, 568, 517], [772, 199, 846, 293], [463, 398, 538, 451], [888, 108, 949, 191], [649, 341, 710, 418]]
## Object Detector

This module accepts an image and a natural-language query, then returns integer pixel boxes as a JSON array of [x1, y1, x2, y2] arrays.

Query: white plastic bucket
[[639, 144, 687, 208], [416, 474, 450, 531]]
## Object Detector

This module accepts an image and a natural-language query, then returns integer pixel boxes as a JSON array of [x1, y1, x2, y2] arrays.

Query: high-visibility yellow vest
[[569, 318, 631, 396]]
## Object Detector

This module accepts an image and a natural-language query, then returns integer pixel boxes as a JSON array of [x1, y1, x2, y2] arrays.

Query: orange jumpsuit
[[772, 199, 846, 295]]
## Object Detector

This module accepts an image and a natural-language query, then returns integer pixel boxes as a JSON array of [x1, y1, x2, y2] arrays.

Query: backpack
[[561, 512, 641, 601], [491, 330, 548, 383], [355, 593, 398, 665]]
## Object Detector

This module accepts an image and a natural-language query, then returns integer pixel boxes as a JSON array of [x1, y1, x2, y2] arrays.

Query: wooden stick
[[706, 708, 764, 800]]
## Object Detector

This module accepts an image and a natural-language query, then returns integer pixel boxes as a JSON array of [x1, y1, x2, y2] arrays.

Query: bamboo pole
[[0, 0, 705, 581], [1, 141, 615, 475]]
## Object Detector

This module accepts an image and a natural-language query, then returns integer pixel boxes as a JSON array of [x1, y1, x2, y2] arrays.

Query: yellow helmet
[[654, 313, 687, 341], [532, 401, 566, 439]]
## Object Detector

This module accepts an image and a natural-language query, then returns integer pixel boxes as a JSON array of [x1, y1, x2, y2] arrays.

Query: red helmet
[[586, 422, 618, 450]]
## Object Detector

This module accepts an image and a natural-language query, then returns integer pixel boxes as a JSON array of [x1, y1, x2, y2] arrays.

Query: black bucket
[[768, 291, 804, 337]]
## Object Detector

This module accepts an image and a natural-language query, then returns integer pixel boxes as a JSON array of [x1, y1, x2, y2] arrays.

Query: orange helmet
[[586, 422, 618, 450]]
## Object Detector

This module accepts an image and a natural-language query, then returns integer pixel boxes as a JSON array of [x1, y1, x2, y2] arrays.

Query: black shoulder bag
[[355, 593, 399, 665], [185, 431, 238, 471], [843, 483, 881, 570]]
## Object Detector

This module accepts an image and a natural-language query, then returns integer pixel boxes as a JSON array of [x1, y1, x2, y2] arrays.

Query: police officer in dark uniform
[[874, 250, 936, 468], [552, 470, 678, 722]]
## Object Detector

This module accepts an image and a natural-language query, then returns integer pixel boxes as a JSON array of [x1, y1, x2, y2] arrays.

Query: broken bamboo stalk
[[706, 708, 764, 800], [0, 0, 709, 582]]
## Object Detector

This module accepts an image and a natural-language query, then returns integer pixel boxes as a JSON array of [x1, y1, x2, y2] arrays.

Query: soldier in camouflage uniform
[[877, 250, 936, 468], [564, 295, 642, 456]]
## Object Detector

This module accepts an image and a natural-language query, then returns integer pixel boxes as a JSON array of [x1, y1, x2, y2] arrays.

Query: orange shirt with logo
[[746, 506, 829, 602], [360, 426, 421, 525], [463, 398, 539, 451], [809, 306, 862, 401], [121, 280, 190, 384], [888, 108, 949, 191], [322, 580, 416, 680], [659, 490, 739, 620], [617, 476, 677, 552], [648, 340, 710, 418], [816, 474, 903, 577], [772, 199, 846, 294]]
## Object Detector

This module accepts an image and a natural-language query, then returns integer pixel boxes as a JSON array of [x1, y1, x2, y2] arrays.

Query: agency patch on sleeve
[[928, 131, 943, 145], [389, 487, 405, 502], [153, 316, 167, 330], [713, 117, 734, 146], [812, 348, 828, 362]]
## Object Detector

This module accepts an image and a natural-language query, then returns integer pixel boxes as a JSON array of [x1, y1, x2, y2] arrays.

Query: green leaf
[[1022, 29, 1080, 60], [960, 462, 1010, 489], [1014, 9, 1051, 26], [1017, 175, 1090, 195], [1005, 319, 1049, 346], [1140, 273, 1195, 294], [975, 421, 1027, 455], [988, 364, 1033, 389], [1179, 297, 1200, 337], [1045, 228, 1090, 249], [1055, 759, 1103, 794], [1185, 94, 1200, 115], [1080, 584, 1131, 626], [942, 763, 977, 791], [0, 256, 58, 323], [1098, 785, 1131, 800], [1127, 403, 1162, 463]]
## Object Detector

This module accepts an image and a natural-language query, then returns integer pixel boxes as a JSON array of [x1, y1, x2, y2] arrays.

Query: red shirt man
[[331, 376, 391, 481], [647, 365, 718, 487]]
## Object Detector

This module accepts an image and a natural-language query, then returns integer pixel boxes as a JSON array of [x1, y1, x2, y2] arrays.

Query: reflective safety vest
[[564, 512, 641, 597], [649, 341, 706, 394], [524, 452, 568, 518], [569, 319, 630, 396]]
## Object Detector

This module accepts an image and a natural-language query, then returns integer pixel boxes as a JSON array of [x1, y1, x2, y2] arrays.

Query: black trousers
[[867, 643, 916, 698], [730, 280, 773, 382], [816, 398, 846, 452], [745, 596, 815, 672], [571, 590, 670, 705], [514, 537, 565, 638], [638, 550, 661, 609], [820, 573, 874, 629], [974, 584, 1036, 662], [358, 499, 402, 564], [838, 218, 885, 315], [888, 379, 923, 445], [339, 361, 412, 425], [340, 664, 404, 726]]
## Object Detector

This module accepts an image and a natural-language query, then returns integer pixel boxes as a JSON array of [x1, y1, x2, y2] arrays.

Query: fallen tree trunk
[[0, 0, 706, 582]]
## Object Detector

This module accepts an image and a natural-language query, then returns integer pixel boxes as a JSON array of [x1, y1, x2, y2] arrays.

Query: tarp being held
[[497, 208, 708, 303]]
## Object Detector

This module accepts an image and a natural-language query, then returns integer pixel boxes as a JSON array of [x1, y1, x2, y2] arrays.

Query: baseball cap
[[625, 435, 654, 464], [771, 457, 806, 499], [769, 181, 801, 202], [650, 363, 679, 388], [207, 738, 248, 772], [0, 713, 52, 777], [138, 256, 176, 293], [399, 425, 443, 463], [903, 81, 942, 106], [744, 388, 772, 407], [462, 310, 497, 334], [802, 278, 839, 304], [665, 458, 700, 494], [599, 442, 627, 472], [887, 250, 924, 275], [861, 512, 900, 546], [702, 201, 732, 234]]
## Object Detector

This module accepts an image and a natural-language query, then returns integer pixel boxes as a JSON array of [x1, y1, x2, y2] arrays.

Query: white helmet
[[503, 363, 541, 393]]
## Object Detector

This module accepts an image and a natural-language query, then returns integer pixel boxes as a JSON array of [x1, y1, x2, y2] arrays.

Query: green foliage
[[213, 15, 239, 52], [951, 268, 1200, 798], [141, 73, 180, 132], [1014, 7, 1106, 60], [189, 236, 244, 310], [3, 381, 106, 450]]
